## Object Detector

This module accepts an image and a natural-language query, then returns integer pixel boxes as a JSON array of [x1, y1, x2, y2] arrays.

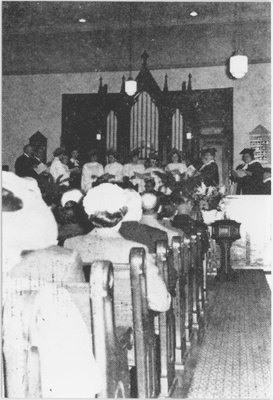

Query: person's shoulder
[[64, 234, 87, 248]]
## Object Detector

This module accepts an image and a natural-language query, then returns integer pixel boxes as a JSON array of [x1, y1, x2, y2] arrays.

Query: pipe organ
[[62, 52, 233, 183], [130, 92, 159, 159]]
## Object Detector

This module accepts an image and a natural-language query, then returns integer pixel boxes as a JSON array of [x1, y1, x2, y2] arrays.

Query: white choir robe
[[165, 162, 187, 181], [81, 162, 104, 193], [49, 158, 70, 186], [104, 161, 123, 182], [122, 163, 145, 192]]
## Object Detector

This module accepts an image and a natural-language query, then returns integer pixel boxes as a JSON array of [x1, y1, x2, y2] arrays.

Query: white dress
[[104, 162, 123, 182], [166, 162, 187, 181], [49, 157, 70, 186], [81, 162, 104, 193]]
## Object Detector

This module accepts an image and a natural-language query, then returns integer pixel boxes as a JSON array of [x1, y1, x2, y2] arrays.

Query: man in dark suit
[[119, 188, 168, 253], [15, 145, 37, 178]]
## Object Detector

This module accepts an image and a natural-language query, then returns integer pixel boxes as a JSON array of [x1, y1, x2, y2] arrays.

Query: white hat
[[61, 189, 83, 207], [123, 189, 142, 222], [2, 172, 58, 270], [141, 193, 158, 211], [83, 183, 127, 216]]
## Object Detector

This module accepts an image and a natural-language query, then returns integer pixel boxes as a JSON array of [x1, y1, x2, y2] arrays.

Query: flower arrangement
[[192, 182, 226, 211]]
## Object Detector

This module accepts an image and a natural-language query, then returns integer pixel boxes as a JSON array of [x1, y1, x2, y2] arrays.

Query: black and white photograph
[[1, 1, 271, 398]]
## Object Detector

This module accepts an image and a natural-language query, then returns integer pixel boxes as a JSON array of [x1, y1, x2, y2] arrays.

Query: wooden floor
[[173, 270, 271, 399]]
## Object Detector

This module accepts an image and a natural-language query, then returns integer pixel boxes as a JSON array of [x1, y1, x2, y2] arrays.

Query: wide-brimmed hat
[[83, 183, 127, 216], [61, 189, 83, 207], [240, 148, 255, 157]]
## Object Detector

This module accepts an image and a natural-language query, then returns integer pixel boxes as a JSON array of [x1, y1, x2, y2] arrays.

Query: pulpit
[[211, 219, 241, 280]]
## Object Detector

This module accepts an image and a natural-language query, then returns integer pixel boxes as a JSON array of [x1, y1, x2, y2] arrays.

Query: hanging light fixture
[[125, 3, 137, 96], [229, 3, 248, 79]]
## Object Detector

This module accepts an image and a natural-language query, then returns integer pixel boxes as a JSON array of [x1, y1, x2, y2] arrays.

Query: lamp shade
[[125, 78, 137, 96], [229, 54, 248, 79]]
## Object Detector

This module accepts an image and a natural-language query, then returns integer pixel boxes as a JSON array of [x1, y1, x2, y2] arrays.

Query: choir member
[[231, 148, 264, 194], [104, 149, 123, 182], [198, 148, 219, 186], [81, 150, 104, 193], [165, 149, 187, 181], [64, 183, 171, 312], [144, 152, 164, 190], [15, 144, 37, 178], [69, 149, 80, 167], [49, 148, 71, 186], [122, 149, 145, 191]]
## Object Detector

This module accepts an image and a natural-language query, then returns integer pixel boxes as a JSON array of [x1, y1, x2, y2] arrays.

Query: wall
[[2, 63, 270, 170]]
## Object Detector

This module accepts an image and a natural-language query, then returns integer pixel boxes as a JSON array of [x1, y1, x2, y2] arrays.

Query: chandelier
[[229, 3, 248, 79], [125, 3, 137, 96]]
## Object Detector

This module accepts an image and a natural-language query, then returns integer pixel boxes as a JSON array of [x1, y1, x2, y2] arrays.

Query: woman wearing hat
[[165, 149, 187, 182], [231, 148, 264, 194], [64, 183, 171, 312], [122, 149, 146, 192], [198, 148, 219, 187], [104, 150, 123, 182]]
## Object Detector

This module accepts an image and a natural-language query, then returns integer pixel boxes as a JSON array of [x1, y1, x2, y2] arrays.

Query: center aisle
[[178, 270, 271, 399]]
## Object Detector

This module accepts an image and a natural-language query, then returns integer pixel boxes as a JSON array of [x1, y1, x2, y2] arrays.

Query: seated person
[[68, 149, 82, 188], [261, 168, 271, 194], [165, 149, 187, 181], [119, 188, 168, 253], [197, 148, 219, 187], [144, 152, 164, 191], [122, 149, 145, 192], [231, 148, 264, 194], [104, 150, 123, 182], [64, 183, 171, 312], [15, 144, 38, 179], [50, 148, 77, 187], [2, 172, 100, 398], [140, 193, 182, 245], [81, 150, 104, 193]]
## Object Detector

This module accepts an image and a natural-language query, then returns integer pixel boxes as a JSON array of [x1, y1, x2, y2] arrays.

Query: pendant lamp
[[229, 3, 248, 79], [125, 3, 137, 96]]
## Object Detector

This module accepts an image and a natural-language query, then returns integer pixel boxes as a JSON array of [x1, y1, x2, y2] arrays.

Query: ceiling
[[2, 1, 271, 75]]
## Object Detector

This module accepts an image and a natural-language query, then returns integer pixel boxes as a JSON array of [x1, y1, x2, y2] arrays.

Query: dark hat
[[240, 148, 255, 156], [201, 147, 217, 156]]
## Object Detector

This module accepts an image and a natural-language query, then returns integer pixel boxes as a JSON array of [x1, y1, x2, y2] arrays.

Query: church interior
[[2, 1, 271, 398]]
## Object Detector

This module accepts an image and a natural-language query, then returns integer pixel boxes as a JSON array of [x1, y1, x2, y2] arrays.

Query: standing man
[[15, 145, 37, 178], [231, 148, 264, 194]]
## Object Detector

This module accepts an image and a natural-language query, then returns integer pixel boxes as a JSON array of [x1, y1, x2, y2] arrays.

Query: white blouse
[[122, 163, 145, 192], [104, 162, 123, 182], [49, 158, 70, 186], [81, 162, 104, 193]]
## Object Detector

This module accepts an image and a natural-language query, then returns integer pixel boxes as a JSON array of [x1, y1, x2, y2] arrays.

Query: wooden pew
[[156, 241, 177, 397], [2, 262, 131, 398]]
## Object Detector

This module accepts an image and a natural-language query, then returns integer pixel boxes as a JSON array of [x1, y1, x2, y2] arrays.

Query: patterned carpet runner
[[186, 270, 271, 399]]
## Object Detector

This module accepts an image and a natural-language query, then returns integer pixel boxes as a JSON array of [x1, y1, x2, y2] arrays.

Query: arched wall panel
[[172, 109, 183, 151]]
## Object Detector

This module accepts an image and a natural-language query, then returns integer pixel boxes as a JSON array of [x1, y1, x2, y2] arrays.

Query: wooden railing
[[2, 230, 209, 398]]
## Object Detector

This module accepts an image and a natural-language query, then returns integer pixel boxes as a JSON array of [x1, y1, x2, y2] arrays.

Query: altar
[[219, 195, 272, 271]]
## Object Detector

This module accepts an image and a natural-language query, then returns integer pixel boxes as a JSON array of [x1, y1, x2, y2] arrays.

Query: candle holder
[[211, 219, 241, 280]]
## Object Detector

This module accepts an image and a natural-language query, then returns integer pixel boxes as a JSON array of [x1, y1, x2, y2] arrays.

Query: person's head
[[71, 149, 79, 160], [263, 168, 271, 182], [23, 144, 34, 157], [123, 189, 143, 222], [35, 147, 44, 160], [53, 147, 65, 158], [89, 150, 98, 163], [168, 149, 181, 164], [240, 148, 255, 164], [130, 149, 139, 164], [60, 154, 69, 165], [83, 183, 128, 229], [141, 193, 159, 215], [145, 178, 156, 193], [201, 148, 216, 163], [2, 172, 58, 270], [107, 150, 117, 164], [148, 153, 159, 168], [55, 201, 82, 225]]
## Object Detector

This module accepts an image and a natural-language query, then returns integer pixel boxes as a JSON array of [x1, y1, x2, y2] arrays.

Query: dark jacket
[[119, 221, 168, 253], [15, 154, 37, 178], [199, 161, 219, 186], [235, 161, 264, 194]]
